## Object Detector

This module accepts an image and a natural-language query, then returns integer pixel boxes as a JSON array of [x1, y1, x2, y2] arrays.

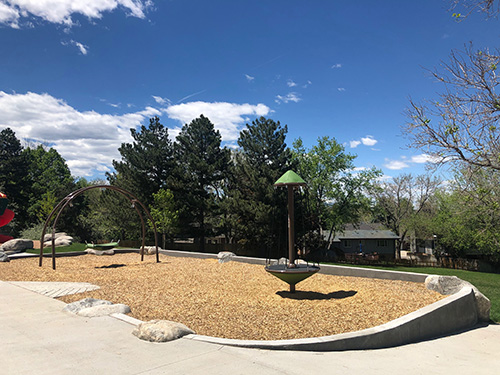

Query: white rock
[[63, 298, 112, 314], [278, 257, 288, 265], [77, 304, 131, 317], [142, 246, 160, 255], [133, 320, 195, 342], [217, 251, 235, 264], [85, 249, 114, 256], [43, 232, 67, 242], [44, 235, 74, 248], [425, 275, 491, 322]]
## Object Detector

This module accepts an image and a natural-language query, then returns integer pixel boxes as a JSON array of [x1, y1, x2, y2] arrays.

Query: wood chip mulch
[[0, 253, 444, 340]]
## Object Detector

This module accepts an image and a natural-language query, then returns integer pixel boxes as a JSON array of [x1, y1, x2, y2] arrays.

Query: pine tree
[[173, 115, 230, 251], [0, 128, 30, 234], [228, 117, 292, 257], [109, 116, 175, 207]]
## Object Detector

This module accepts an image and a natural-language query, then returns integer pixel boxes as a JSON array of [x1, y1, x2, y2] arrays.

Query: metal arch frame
[[39, 185, 159, 270]]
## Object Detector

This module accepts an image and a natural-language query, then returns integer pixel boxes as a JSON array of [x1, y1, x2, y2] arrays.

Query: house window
[[377, 240, 388, 247], [343, 240, 351, 248]]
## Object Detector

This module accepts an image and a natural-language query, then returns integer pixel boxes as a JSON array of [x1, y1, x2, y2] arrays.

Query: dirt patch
[[0, 253, 444, 340]]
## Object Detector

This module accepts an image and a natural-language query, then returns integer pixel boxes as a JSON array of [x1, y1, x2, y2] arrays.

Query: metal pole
[[288, 185, 295, 267]]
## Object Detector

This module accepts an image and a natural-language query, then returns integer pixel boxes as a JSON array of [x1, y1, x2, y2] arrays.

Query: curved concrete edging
[[181, 286, 478, 351], [11, 247, 479, 351], [157, 249, 480, 351]]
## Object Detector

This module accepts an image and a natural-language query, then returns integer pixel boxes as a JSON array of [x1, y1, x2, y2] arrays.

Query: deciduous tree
[[405, 45, 500, 171], [373, 174, 442, 258]]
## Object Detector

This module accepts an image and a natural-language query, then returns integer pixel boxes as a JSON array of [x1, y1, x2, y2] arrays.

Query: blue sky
[[0, 0, 499, 179]]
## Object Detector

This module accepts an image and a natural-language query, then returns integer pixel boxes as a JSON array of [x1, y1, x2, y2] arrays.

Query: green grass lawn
[[27, 242, 88, 254], [325, 262, 500, 323]]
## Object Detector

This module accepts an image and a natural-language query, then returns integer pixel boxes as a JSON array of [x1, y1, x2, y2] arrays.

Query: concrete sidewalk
[[1, 280, 499, 375]]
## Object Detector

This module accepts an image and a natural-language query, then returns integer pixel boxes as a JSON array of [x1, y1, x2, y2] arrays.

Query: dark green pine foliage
[[0, 128, 31, 234], [228, 117, 292, 257], [109, 116, 175, 207], [173, 115, 230, 252]]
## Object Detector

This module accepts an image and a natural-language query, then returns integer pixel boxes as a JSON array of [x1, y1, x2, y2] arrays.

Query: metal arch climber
[[39, 185, 159, 270]]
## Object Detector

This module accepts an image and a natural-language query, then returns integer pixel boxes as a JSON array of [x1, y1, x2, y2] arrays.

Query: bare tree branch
[[450, 0, 499, 20], [404, 44, 500, 171]]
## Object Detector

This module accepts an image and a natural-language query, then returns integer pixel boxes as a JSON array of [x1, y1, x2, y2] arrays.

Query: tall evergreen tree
[[109, 116, 175, 207], [173, 115, 230, 251], [0, 128, 30, 234], [228, 117, 292, 257]]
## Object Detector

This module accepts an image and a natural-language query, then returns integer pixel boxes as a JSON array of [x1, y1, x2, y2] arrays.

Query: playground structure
[[0, 192, 15, 243], [265, 170, 320, 292], [39, 185, 159, 270]]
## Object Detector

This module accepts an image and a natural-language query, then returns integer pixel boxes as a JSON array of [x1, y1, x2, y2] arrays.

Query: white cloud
[[411, 153, 439, 164], [303, 80, 312, 88], [275, 92, 301, 104], [245, 74, 254, 82], [0, 0, 151, 28], [361, 136, 378, 146], [62, 40, 89, 55], [165, 101, 271, 141], [349, 136, 378, 148], [152, 95, 171, 106], [0, 92, 271, 177], [331, 63, 342, 69], [286, 79, 297, 87], [384, 159, 410, 170], [384, 153, 440, 172], [0, 2, 20, 28], [0, 91, 160, 177], [337, 87, 346, 92], [349, 140, 361, 148]]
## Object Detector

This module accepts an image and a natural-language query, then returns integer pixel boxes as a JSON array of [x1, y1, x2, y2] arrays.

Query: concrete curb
[[157, 249, 480, 351], [182, 286, 478, 351], [8, 247, 482, 351]]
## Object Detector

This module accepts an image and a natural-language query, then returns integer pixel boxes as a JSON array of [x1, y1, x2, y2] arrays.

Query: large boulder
[[142, 246, 160, 255], [63, 298, 112, 313], [77, 304, 131, 317], [85, 249, 114, 256], [0, 252, 10, 262], [0, 239, 33, 254], [43, 232, 67, 242], [217, 251, 235, 264], [43, 234, 73, 248], [425, 275, 491, 322], [133, 320, 194, 342], [63, 298, 130, 317]]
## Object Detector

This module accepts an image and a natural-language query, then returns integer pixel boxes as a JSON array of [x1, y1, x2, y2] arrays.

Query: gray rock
[[278, 257, 288, 265], [0, 252, 10, 262], [43, 232, 67, 242], [85, 249, 114, 256], [142, 246, 160, 255], [425, 275, 491, 322], [0, 239, 34, 253], [43, 235, 73, 248], [133, 320, 195, 342], [77, 304, 131, 317], [63, 298, 113, 314], [63, 298, 130, 317], [217, 251, 235, 264]]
